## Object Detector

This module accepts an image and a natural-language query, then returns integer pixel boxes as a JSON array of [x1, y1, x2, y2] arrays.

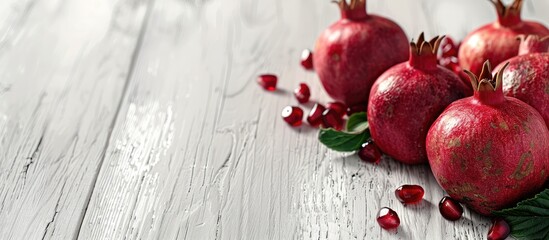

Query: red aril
[[395, 185, 424, 204], [458, 0, 549, 75], [487, 219, 511, 240], [346, 105, 368, 116], [358, 140, 381, 163], [313, 0, 408, 107], [439, 36, 459, 59], [439, 197, 463, 221], [294, 83, 311, 104], [281, 106, 303, 127], [438, 37, 472, 93], [368, 34, 470, 165], [496, 35, 549, 126], [307, 103, 326, 127], [427, 61, 549, 215], [376, 207, 400, 229], [301, 49, 314, 70], [257, 74, 277, 91], [322, 108, 343, 130], [326, 102, 346, 118]]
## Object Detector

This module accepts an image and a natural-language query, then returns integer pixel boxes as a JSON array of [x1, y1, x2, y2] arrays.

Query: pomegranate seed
[[281, 106, 303, 127], [307, 103, 326, 127], [346, 105, 368, 116], [294, 83, 311, 104], [322, 108, 343, 130], [487, 219, 511, 240], [257, 74, 277, 91], [441, 37, 458, 58], [439, 196, 463, 221], [395, 185, 425, 204], [327, 102, 346, 118], [358, 140, 381, 163], [376, 207, 400, 230], [300, 49, 314, 70]]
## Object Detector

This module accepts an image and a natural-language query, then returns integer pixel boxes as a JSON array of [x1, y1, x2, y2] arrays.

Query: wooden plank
[[0, 0, 151, 239], [79, 0, 549, 239]]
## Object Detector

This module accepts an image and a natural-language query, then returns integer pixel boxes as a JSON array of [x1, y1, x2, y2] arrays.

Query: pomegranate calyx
[[518, 35, 549, 55], [409, 33, 444, 70], [490, 0, 523, 27], [465, 60, 509, 105], [334, 0, 368, 20]]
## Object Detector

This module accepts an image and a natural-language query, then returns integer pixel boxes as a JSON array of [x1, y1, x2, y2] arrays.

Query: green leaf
[[493, 188, 549, 240], [318, 128, 370, 152], [346, 112, 368, 132]]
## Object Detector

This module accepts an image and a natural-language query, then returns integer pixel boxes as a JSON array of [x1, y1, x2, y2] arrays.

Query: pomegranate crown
[[518, 35, 549, 55], [410, 33, 444, 57], [490, 0, 523, 26], [464, 61, 509, 92], [334, 0, 367, 20]]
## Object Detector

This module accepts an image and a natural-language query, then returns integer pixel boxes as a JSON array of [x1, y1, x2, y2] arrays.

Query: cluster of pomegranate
[[258, 0, 549, 239]]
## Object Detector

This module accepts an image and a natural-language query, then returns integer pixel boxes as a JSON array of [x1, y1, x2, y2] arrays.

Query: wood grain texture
[[77, 0, 548, 239], [0, 0, 150, 239], [1, 0, 548, 239]]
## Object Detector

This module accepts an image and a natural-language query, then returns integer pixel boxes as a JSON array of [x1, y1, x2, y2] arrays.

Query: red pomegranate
[[426, 61, 549, 215], [313, 0, 408, 108], [368, 34, 470, 164], [458, 0, 549, 75], [495, 35, 549, 126]]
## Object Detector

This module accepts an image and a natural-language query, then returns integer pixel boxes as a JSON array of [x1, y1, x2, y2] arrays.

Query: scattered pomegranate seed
[[300, 49, 314, 70], [439, 196, 463, 221], [487, 219, 511, 240], [395, 185, 425, 204], [358, 140, 381, 163], [346, 105, 368, 116], [376, 207, 400, 230], [281, 106, 303, 127], [257, 74, 277, 91], [327, 102, 347, 118], [294, 83, 311, 103], [322, 108, 344, 130], [441, 37, 459, 59], [307, 103, 326, 127]]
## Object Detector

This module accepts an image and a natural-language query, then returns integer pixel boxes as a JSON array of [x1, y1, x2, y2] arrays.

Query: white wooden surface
[[0, 0, 548, 239]]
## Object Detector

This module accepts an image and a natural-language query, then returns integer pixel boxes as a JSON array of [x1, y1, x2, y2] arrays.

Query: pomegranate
[[313, 0, 408, 108], [368, 34, 470, 164], [495, 35, 549, 126], [458, 0, 549, 75], [376, 207, 400, 229], [426, 61, 549, 215]]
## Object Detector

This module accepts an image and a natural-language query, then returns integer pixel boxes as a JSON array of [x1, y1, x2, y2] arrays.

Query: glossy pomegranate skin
[[313, 1, 408, 107], [426, 62, 549, 215], [458, 1, 549, 75], [495, 36, 549, 126], [368, 35, 470, 164]]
